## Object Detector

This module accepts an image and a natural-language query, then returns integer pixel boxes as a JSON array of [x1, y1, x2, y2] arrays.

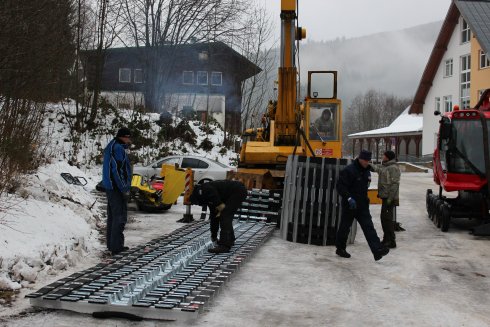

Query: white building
[[410, 0, 490, 156]]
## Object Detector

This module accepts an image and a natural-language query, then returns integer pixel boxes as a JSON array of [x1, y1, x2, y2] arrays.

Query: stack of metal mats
[[27, 221, 275, 321], [235, 189, 282, 224], [280, 155, 357, 246]]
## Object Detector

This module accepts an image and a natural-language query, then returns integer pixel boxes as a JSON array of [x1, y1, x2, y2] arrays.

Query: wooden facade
[[82, 42, 261, 134]]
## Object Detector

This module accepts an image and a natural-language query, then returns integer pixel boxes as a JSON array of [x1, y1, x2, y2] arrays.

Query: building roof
[[83, 41, 262, 81], [409, 0, 490, 114], [457, 0, 490, 54], [348, 107, 423, 139]]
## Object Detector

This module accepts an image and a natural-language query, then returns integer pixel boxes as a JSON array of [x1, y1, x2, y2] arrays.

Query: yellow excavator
[[232, 0, 342, 189]]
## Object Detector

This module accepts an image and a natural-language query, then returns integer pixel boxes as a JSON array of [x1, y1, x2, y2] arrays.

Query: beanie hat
[[358, 150, 372, 161], [116, 127, 131, 138], [384, 150, 396, 161]]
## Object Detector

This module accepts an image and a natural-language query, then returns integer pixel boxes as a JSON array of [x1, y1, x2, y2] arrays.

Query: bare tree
[[236, 5, 276, 131], [118, 0, 246, 112], [342, 89, 411, 155]]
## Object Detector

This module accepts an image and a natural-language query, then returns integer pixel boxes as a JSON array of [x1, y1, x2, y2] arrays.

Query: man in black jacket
[[335, 150, 389, 261], [189, 180, 247, 253]]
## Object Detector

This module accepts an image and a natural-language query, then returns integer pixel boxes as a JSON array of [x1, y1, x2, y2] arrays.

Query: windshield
[[446, 119, 486, 174], [309, 103, 339, 141]]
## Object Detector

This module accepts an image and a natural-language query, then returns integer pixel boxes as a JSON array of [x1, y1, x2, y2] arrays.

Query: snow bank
[[0, 162, 100, 291]]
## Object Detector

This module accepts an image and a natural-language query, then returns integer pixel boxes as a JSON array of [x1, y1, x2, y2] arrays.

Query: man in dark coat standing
[[102, 127, 132, 255], [335, 150, 389, 261], [189, 180, 247, 253], [370, 150, 401, 248]]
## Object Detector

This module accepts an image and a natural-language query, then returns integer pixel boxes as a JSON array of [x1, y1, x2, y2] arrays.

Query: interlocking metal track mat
[[27, 221, 276, 321]]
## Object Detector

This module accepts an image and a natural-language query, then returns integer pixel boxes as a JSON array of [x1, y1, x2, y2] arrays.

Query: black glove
[[122, 192, 130, 201]]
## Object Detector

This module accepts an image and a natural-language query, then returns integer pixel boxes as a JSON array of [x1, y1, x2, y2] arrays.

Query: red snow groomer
[[426, 89, 490, 235]]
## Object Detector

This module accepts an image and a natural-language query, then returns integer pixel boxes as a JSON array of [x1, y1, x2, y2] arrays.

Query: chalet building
[[409, 0, 490, 156], [83, 42, 261, 134]]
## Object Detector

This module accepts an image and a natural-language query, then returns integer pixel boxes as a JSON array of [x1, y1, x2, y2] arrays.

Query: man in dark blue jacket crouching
[[190, 180, 247, 254]]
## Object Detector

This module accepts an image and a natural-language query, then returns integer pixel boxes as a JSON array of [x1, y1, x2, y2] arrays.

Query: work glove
[[347, 197, 357, 210], [216, 203, 226, 218]]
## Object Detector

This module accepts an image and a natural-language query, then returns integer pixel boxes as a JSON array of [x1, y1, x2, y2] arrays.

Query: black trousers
[[335, 204, 382, 255], [210, 185, 247, 247], [380, 202, 396, 243], [106, 189, 127, 253]]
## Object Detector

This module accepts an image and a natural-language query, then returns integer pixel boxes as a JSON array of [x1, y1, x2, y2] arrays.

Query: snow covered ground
[[0, 103, 237, 296], [2, 172, 490, 327]]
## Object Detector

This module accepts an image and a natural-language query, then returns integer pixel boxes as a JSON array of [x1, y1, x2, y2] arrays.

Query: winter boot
[[374, 247, 390, 261], [336, 248, 351, 258], [208, 244, 231, 254]]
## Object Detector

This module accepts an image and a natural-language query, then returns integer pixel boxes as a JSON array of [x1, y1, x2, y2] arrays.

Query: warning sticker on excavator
[[314, 148, 333, 156]]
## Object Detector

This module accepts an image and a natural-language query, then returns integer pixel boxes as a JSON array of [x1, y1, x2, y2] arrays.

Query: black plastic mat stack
[[235, 189, 282, 224], [27, 221, 275, 321], [280, 155, 357, 246]]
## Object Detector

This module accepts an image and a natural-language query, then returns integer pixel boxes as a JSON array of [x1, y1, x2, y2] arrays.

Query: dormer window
[[480, 50, 490, 69], [197, 71, 208, 85], [119, 68, 131, 83], [134, 69, 143, 83], [211, 72, 222, 86], [183, 71, 194, 85], [461, 19, 471, 44]]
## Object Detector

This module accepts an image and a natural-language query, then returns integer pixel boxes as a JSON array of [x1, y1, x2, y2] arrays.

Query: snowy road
[[2, 173, 490, 326]]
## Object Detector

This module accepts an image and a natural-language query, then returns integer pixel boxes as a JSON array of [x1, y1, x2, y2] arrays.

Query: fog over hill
[[270, 21, 442, 108]]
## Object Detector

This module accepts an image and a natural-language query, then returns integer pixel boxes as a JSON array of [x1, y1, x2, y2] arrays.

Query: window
[[211, 72, 222, 86], [461, 19, 471, 43], [154, 157, 180, 168], [435, 97, 441, 112], [197, 71, 208, 85], [480, 50, 490, 69], [183, 71, 194, 85], [134, 69, 143, 83], [460, 54, 471, 109], [119, 68, 131, 83], [443, 95, 452, 112], [444, 59, 453, 77], [181, 158, 209, 169]]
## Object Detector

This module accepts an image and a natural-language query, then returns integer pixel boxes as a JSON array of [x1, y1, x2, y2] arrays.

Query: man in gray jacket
[[370, 150, 400, 248]]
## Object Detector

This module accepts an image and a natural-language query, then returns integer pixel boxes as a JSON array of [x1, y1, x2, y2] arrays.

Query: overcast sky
[[259, 0, 452, 41]]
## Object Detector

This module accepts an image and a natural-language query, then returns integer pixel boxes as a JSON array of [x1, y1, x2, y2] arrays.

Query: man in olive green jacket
[[370, 150, 400, 248]]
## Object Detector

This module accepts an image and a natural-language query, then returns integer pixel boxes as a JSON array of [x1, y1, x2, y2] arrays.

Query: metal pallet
[[27, 221, 275, 321]]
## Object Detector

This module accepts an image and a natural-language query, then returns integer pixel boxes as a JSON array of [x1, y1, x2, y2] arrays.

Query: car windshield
[[447, 119, 486, 175]]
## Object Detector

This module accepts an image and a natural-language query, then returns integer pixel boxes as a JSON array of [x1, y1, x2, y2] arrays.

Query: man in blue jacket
[[335, 150, 389, 261], [102, 127, 132, 255]]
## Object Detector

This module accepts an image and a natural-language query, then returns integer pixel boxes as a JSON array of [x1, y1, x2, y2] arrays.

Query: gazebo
[[348, 107, 423, 163]]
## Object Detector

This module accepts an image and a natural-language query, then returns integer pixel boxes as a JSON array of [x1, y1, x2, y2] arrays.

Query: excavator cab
[[304, 71, 342, 158]]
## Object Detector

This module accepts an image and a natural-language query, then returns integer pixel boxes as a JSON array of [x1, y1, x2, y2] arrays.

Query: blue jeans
[[106, 189, 127, 253]]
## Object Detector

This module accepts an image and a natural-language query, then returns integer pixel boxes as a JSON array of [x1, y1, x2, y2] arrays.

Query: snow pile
[[0, 161, 100, 291], [43, 102, 238, 168], [0, 102, 239, 292]]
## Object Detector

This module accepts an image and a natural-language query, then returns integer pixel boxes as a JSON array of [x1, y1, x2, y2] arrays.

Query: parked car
[[133, 155, 235, 184]]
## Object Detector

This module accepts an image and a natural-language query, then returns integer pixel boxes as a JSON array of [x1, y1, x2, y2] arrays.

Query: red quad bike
[[427, 89, 490, 235]]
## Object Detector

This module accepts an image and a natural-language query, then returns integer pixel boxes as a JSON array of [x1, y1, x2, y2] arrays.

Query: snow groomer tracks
[[27, 221, 276, 321]]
